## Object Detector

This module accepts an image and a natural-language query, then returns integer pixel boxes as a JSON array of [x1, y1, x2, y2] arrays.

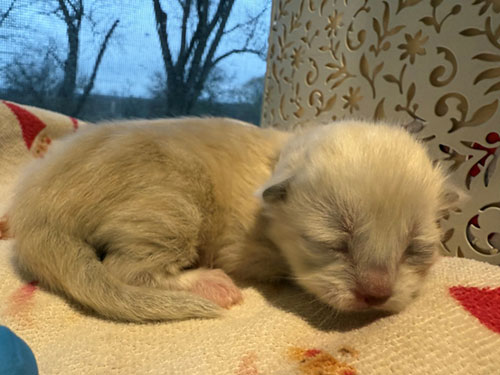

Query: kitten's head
[[258, 121, 462, 312]]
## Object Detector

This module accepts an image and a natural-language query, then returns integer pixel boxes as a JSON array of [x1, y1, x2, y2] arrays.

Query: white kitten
[[7, 118, 460, 321]]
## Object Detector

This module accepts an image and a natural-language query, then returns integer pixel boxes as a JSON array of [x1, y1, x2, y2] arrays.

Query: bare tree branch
[[187, 0, 234, 109], [52, 0, 117, 114], [153, 0, 267, 115], [206, 0, 226, 35], [74, 19, 119, 116], [211, 48, 263, 67], [85, 4, 99, 34], [180, 4, 204, 68], [66, 0, 78, 15], [76, 0, 83, 26], [57, 0, 84, 105], [48, 48, 64, 69], [186, 0, 234, 91], [179, 0, 192, 62], [3, 52, 58, 106], [3, 0, 120, 116], [222, 4, 267, 35], [57, 0, 74, 30], [152, 0, 175, 75], [0, 0, 16, 28], [12, 64, 46, 104]]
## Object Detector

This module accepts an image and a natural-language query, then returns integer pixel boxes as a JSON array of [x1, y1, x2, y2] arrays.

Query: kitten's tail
[[15, 233, 223, 322]]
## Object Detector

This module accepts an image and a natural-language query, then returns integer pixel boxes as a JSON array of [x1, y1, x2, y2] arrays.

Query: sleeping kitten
[[7, 118, 460, 321]]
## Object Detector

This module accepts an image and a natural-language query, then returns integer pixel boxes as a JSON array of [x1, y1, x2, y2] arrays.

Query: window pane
[[0, 0, 270, 125]]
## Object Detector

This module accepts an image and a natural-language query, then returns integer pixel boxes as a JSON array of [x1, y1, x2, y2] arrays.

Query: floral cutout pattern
[[398, 30, 429, 64], [262, 0, 500, 265]]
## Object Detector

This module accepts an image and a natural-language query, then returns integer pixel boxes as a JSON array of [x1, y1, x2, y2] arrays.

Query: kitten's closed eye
[[404, 244, 418, 257], [301, 233, 349, 255], [404, 241, 436, 265]]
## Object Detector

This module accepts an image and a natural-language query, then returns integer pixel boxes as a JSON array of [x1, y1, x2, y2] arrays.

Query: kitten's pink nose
[[355, 290, 391, 306], [355, 269, 393, 306]]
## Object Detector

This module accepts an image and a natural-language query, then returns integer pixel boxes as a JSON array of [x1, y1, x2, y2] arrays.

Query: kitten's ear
[[257, 176, 293, 204], [438, 184, 467, 218]]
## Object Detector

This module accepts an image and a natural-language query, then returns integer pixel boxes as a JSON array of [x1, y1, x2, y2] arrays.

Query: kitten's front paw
[[189, 269, 243, 309]]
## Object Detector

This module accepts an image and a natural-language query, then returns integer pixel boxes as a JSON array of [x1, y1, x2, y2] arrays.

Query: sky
[[0, 0, 271, 98]]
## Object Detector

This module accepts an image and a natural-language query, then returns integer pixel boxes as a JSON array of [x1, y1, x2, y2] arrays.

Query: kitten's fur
[[8, 118, 459, 321]]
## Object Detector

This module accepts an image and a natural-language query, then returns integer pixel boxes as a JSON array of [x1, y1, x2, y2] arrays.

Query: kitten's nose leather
[[355, 291, 391, 306], [356, 268, 393, 305]]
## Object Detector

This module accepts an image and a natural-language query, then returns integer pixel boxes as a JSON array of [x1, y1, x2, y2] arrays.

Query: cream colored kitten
[[7, 118, 459, 321]]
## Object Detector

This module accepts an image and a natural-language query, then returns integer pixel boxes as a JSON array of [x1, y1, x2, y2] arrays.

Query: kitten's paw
[[189, 269, 243, 309]]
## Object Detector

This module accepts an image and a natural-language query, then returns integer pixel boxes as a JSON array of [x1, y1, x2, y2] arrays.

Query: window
[[0, 0, 270, 125]]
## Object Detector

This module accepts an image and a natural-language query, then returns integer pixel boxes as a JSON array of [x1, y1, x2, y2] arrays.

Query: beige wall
[[262, 0, 500, 264]]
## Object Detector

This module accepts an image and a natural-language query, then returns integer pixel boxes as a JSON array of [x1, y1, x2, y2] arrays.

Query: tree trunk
[[166, 81, 191, 116], [153, 0, 262, 117], [58, 26, 79, 113]]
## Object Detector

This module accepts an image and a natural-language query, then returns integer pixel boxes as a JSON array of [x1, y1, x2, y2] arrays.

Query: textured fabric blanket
[[0, 100, 499, 375]]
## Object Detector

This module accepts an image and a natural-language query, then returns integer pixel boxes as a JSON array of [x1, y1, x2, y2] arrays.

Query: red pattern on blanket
[[450, 286, 500, 334]]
